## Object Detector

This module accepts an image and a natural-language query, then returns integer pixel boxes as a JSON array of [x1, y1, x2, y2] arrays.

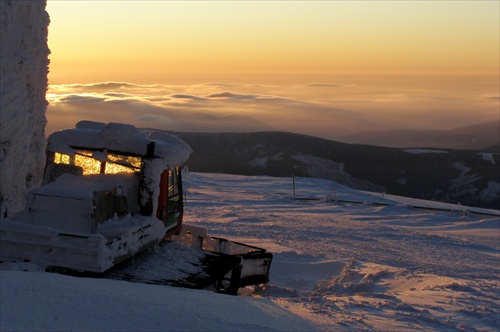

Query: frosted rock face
[[0, 0, 50, 218]]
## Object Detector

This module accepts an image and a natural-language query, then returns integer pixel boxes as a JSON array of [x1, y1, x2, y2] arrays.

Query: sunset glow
[[45, 0, 499, 138]]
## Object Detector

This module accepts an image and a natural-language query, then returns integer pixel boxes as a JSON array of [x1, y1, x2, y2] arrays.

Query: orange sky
[[45, 1, 499, 137], [46, 1, 499, 84]]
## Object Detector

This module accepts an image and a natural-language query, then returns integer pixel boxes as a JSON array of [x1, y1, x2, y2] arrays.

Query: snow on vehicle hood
[[47, 121, 192, 166]]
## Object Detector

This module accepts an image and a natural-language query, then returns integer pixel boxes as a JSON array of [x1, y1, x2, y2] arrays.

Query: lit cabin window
[[54, 152, 70, 165], [53, 150, 140, 175], [105, 153, 140, 174], [107, 154, 141, 169], [75, 151, 101, 175]]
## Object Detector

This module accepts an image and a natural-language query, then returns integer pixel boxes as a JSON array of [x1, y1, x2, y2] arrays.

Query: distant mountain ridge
[[341, 121, 499, 151], [151, 130, 499, 209]]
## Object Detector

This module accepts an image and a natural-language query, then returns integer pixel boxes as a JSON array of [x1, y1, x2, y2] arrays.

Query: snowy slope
[[1, 172, 499, 331], [0, 269, 315, 331]]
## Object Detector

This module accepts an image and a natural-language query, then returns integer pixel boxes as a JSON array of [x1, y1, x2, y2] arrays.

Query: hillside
[[152, 130, 499, 209], [341, 120, 500, 150]]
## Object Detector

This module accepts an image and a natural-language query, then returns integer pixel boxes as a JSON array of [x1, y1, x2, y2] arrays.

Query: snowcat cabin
[[0, 122, 192, 273], [43, 144, 184, 237], [39, 121, 192, 237]]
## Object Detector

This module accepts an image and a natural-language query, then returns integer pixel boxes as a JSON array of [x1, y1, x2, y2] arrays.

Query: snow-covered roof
[[47, 121, 192, 166]]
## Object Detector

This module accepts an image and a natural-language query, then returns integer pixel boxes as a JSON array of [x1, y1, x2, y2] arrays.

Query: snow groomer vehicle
[[0, 121, 272, 295]]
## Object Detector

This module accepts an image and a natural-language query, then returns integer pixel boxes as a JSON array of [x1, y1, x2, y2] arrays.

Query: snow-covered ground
[[2, 172, 499, 331]]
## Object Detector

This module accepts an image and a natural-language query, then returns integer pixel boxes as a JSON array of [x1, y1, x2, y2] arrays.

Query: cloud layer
[[46, 76, 499, 140]]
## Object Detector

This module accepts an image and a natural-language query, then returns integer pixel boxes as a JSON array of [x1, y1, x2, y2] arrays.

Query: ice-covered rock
[[0, 0, 50, 218]]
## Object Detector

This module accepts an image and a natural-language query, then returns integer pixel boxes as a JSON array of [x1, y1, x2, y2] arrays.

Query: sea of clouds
[[46, 76, 499, 139]]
